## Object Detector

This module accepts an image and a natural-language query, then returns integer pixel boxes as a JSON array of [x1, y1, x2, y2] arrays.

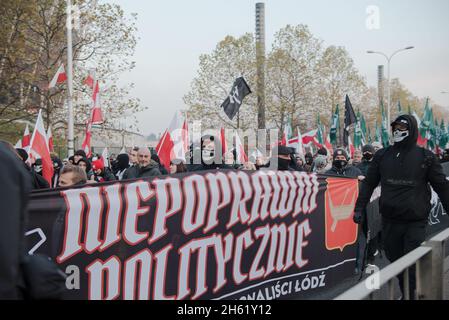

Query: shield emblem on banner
[[324, 177, 359, 251]]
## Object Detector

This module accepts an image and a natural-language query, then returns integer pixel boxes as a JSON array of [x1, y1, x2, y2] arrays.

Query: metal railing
[[335, 227, 449, 300]]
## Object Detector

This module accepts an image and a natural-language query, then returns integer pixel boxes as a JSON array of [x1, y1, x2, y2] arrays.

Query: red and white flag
[[15, 139, 22, 149], [90, 82, 103, 125], [22, 124, 30, 148], [234, 133, 248, 164], [219, 128, 228, 155], [324, 133, 333, 156], [47, 126, 54, 153], [48, 64, 67, 89], [81, 121, 92, 158], [156, 111, 189, 169], [348, 136, 355, 158], [286, 127, 305, 160], [90, 94, 103, 125], [302, 129, 322, 148], [84, 69, 96, 89], [29, 110, 54, 185]]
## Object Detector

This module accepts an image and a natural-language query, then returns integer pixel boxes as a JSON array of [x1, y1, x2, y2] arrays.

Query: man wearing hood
[[325, 148, 362, 178], [115, 153, 130, 180], [357, 144, 375, 176], [264, 145, 296, 171], [354, 114, 449, 299], [15, 149, 49, 190], [189, 135, 233, 172]]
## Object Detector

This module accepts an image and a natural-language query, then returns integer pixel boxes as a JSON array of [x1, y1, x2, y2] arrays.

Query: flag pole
[[66, 0, 75, 157]]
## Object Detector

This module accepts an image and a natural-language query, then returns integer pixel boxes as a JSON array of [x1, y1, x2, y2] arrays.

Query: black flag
[[343, 95, 357, 146], [220, 77, 251, 121]]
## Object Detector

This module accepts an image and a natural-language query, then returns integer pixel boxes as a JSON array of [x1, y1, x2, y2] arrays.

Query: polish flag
[[29, 110, 53, 185], [156, 111, 189, 169], [47, 126, 54, 152], [220, 128, 228, 155], [90, 86, 103, 125], [48, 64, 67, 89], [234, 133, 248, 164], [84, 69, 96, 89], [22, 124, 31, 148], [81, 121, 92, 158]]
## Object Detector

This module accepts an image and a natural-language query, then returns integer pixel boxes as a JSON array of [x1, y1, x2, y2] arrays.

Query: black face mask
[[278, 158, 291, 170], [333, 159, 348, 170], [363, 152, 373, 161]]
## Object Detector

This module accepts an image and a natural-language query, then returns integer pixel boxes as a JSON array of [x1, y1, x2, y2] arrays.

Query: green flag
[[354, 111, 363, 148], [438, 119, 447, 149], [330, 105, 339, 145], [374, 121, 380, 143], [397, 100, 403, 115], [360, 114, 367, 144], [367, 126, 372, 144], [419, 98, 432, 140], [317, 114, 324, 145], [381, 102, 390, 147]]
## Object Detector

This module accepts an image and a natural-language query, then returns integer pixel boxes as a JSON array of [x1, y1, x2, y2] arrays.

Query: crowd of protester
[[11, 132, 449, 191]]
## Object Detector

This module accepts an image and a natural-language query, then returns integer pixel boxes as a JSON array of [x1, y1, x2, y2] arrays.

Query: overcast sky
[[108, 0, 449, 136]]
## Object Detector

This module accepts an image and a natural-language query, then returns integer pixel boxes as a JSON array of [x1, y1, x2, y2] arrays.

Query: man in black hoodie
[[188, 135, 233, 172], [354, 114, 449, 299]]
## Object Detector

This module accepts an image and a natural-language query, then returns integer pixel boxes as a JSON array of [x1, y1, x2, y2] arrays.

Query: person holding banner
[[0, 141, 31, 299], [354, 114, 449, 299], [325, 148, 362, 178]]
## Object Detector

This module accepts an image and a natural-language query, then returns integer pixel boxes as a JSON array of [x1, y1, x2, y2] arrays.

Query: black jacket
[[138, 160, 162, 177], [357, 159, 373, 176], [95, 168, 117, 182], [355, 114, 449, 223], [122, 165, 139, 180], [0, 144, 31, 299], [325, 165, 362, 178]]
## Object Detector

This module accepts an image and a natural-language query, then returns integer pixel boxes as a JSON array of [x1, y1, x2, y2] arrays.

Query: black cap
[[362, 144, 375, 154], [333, 148, 349, 160], [391, 116, 410, 129]]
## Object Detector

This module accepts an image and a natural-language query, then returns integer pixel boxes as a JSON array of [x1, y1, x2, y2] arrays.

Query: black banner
[[25, 170, 358, 300]]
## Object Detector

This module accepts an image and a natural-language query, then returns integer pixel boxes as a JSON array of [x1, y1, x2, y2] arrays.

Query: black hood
[[391, 114, 418, 149], [117, 153, 130, 170]]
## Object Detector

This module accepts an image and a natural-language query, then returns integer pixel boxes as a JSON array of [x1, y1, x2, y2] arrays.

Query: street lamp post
[[367, 46, 414, 128]]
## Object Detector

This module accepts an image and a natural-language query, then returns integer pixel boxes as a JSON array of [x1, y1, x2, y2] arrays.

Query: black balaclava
[[391, 114, 418, 150], [362, 144, 375, 161], [332, 148, 349, 170], [117, 153, 130, 170]]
